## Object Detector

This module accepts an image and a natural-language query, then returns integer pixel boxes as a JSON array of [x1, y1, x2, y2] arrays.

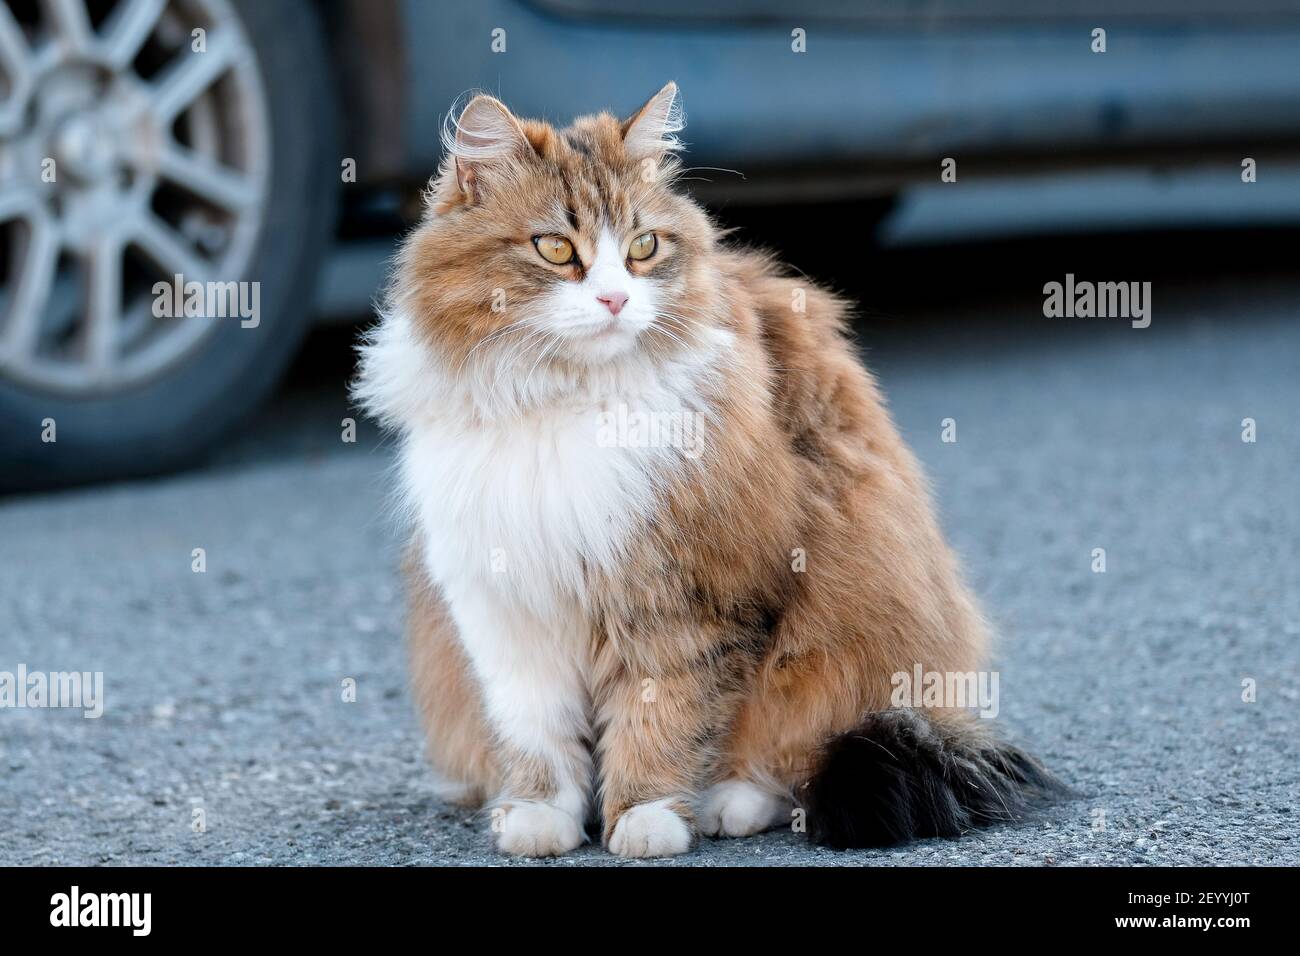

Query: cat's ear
[[621, 82, 684, 162], [441, 94, 531, 204]]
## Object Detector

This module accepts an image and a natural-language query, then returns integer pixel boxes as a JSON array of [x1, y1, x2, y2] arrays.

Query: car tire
[[0, 0, 338, 492]]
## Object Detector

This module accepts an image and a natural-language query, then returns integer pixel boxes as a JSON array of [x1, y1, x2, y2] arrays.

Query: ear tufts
[[441, 93, 530, 198], [622, 81, 685, 160]]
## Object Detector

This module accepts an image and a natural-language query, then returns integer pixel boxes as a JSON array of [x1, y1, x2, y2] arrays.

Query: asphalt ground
[[2, 227, 1297, 866]]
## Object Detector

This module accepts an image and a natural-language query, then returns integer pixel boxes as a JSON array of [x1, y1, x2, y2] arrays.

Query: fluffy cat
[[354, 83, 1061, 858]]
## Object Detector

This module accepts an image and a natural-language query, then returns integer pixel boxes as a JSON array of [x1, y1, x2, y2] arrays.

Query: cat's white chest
[[404, 399, 676, 613]]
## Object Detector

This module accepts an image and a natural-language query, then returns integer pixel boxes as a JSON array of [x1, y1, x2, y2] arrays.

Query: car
[[3, 0, 1299, 489]]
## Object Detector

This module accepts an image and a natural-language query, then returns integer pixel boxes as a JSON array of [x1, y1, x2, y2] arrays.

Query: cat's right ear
[[438, 94, 530, 206]]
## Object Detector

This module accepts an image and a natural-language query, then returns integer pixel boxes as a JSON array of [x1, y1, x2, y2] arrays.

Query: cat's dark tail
[[800, 708, 1066, 849]]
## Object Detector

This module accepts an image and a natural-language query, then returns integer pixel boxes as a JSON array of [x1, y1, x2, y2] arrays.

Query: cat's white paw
[[494, 801, 584, 857], [698, 780, 788, 838], [607, 799, 693, 858]]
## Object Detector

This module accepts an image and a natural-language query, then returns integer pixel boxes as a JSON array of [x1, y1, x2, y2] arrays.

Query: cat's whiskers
[[469, 325, 553, 391], [518, 331, 567, 411], [460, 316, 547, 370], [652, 308, 711, 344], [647, 319, 691, 351], [495, 324, 556, 379], [678, 165, 745, 181]]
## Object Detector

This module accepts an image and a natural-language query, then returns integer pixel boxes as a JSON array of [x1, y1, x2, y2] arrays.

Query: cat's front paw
[[698, 779, 788, 838], [607, 799, 693, 858], [494, 801, 584, 857]]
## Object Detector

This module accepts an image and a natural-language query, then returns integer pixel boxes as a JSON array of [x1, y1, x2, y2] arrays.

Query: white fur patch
[[608, 799, 693, 858], [698, 780, 790, 838], [496, 800, 585, 858], [357, 306, 729, 618], [355, 300, 732, 852], [451, 588, 592, 827]]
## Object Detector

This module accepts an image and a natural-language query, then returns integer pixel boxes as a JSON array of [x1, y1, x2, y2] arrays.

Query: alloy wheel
[[0, 0, 269, 395]]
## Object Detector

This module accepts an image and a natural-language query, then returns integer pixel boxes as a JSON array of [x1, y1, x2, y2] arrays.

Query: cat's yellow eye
[[534, 235, 575, 265], [628, 232, 657, 261]]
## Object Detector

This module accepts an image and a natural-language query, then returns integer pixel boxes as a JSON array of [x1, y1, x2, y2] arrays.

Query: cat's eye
[[534, 235, 575, 265], [628, 232, 657, 261]]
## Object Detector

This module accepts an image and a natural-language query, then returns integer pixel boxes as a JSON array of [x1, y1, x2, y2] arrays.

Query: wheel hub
[[33, 71, 147, 249], [52, 111, 116, 183]]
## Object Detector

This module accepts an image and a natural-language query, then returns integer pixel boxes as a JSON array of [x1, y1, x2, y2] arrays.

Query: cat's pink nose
[[596, 292, 628, 316]]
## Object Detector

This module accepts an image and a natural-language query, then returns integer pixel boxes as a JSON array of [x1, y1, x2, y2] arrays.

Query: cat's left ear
[[622, 82, 684, 161]]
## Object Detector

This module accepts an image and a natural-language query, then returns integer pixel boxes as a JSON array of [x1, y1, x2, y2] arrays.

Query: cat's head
[[391, 83, 722, 374]]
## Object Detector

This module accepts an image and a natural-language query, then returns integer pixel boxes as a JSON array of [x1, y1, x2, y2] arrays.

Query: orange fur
[[370, 85, 1000, 852]]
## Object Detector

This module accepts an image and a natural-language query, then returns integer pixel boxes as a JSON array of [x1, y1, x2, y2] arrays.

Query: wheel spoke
[[40, 0, 95, 55], [159, 143, 257, 211], [83, 233, 123, 373], [0, 3, 34, 133], [1, 211, 60, 359], [151, 29, 237, 123], [0, 2, 33, 75], [0, 190, 34, 222], [101, 0, 166, 70], [132, 212, 208, 283]]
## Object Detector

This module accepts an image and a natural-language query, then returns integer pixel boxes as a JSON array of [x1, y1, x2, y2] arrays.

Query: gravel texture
[[2, 280, 1297, 866]]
